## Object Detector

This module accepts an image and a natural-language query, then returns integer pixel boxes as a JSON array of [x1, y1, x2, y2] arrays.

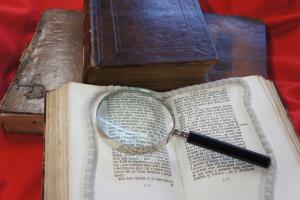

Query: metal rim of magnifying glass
[[95, 87, 176, 154]]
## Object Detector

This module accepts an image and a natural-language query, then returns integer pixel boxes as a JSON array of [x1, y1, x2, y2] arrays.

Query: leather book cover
[[204, 13, 267, 81], [0, 9, 83, 133], [83, 0, 218, 90]]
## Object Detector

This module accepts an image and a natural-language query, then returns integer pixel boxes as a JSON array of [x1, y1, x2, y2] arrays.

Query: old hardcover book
[[0, 9, 83, 133], [44, 76, 300, 200], [83, 0, 218, 91], [205, 14, 267, 81]]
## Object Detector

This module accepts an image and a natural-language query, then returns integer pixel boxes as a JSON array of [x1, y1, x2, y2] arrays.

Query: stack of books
[[1, 1, 299, 200], [0, 2, 267, 134]]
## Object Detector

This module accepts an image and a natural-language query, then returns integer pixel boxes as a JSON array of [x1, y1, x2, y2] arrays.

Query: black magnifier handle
[[177, 131, 271, 168]]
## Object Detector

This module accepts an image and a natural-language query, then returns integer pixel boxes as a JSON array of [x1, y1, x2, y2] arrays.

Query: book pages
[[163, 77, 274, 200], [61, 76, 300, 200], [68, 84, 185, 200], [244, 76, 300, 199]]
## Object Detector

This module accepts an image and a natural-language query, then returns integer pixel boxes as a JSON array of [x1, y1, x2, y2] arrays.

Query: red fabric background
[[0, 0, 299, 199]]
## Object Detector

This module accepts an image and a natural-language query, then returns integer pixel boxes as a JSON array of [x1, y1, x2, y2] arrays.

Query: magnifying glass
[[96, 88, 271, 168]]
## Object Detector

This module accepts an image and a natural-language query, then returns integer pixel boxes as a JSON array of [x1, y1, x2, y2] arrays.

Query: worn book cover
[[83, 0, 218, 90], [205, 14, 267, 81], [0, 9, 83, 133]]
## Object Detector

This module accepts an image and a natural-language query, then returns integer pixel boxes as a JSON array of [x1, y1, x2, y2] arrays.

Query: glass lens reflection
[[96, 89, 174, 152]]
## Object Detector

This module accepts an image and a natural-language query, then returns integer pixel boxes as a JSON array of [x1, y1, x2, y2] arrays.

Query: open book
[[44, 76, 300, 200]]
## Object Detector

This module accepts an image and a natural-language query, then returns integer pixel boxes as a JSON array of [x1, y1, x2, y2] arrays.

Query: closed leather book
[[83, 0, 218, 91], [0, 9, 83, 133], [205, 13, 267, 81]]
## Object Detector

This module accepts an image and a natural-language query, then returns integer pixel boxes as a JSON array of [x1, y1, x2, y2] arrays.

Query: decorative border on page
[[81, 86, 121, 200], [82, 77, 276, 200], [81, 93, 100, 200]]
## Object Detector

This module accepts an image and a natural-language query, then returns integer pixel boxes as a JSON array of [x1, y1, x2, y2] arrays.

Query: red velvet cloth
[[0, 0, 299, 199]]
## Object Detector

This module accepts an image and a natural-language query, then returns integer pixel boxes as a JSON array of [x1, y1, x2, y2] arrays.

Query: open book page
[[66, 76, 300, 200], [245, 76, 300, 200], [67, 83, 185, 200], [259, 77, 300, 157], [163, 77, 273, 200], [163, 76, 300, 200]]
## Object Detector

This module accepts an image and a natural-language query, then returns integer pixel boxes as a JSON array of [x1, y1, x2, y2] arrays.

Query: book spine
[[83, 0, 92, 82], [83, 0, 101, 82]]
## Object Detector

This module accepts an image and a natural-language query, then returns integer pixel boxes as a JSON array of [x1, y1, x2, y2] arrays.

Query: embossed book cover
[[83, 0, 218, 90]]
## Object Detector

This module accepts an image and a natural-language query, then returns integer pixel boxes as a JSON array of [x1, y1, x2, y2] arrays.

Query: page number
[[222, 177, 231, 182], [144, 183, 151, 187]]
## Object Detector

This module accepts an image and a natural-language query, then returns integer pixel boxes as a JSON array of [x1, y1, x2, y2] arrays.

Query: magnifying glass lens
[[96, 89, 175, 153]]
